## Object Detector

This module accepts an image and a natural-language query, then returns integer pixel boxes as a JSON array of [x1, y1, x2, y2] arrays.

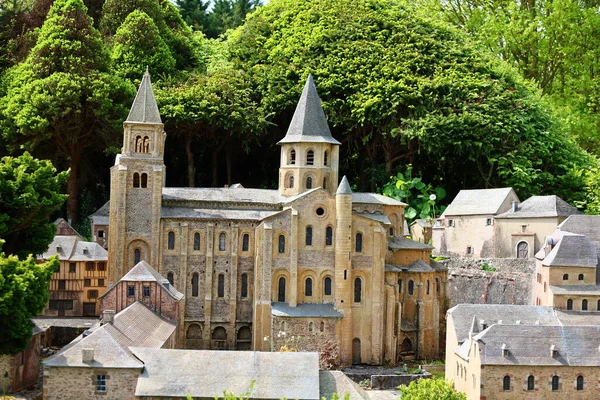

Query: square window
[[98, 279, 105, 287], [96, 375, 106, 392], [98, 230, 104, 238], [58, 280, 66, 290], [97, 262, 106, 271], [486, 218, 493, 226], [448, 219, 455, 227], [88, 290, 98, 299], [86, 262, 95, 271], [84, 279, 91, 287], [143, 286, 150, 297], [69, 262, 76, 273], [127, 285, 135, 297]]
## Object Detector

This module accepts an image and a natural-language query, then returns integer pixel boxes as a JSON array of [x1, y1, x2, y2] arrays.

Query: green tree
[[0, 250, 58, 355], [0, 153, 68, 259], [176, 0, 209, 31], [111, 10, 177, 80], [400, 378, 466, 400], [227, 0, 594, 203], [0, 0, 133, 223], [204, 0, 261, 38]]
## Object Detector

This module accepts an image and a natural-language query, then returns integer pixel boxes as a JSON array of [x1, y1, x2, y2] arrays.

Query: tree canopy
[[0, 251, 58, 355]]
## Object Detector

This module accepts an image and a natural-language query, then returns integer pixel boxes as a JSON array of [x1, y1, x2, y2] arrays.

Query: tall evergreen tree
[[175, 0, 209, 31], [0, 0, 133, 223], [111, 10, 177, 80]]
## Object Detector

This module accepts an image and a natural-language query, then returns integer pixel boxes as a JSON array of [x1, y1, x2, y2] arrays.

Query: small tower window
[[167, 272, 174, 285], [325, 226, 333, 246], [278, 235, 285, 254], [242, 234, 250, 252], [436, 277, 440, 293], [408, 280, 415, 295], [134, 248, 141, 264], [577, 375, 584, 391], [306, 150, 314, 165], [168, 231, 175, 250], [323, 177, 327, 189], [278, 277, 286, 302], [579, 273, 584, 281], [289, 149, 296, 165], [306, 176, 313, 189], [527, 375, 534, 391], [217, 274, 225, 298], [143, 136, 150, 153], [194, 232, 201, 251], [354, 277, 362, 303], [305, 278, 313, 297], [582, 299, 588, 310], [563, 274, 569, 280], [305, 226, 313, 246], [324, 277, 332, 296], [398, 279, 403, 293], [135, 136, 143, 152], [324, 151, 328, 166], [241, 273, 248, 298], [141, 173, 148, 188], [219, 233, 226, 251], [308, 321, 314, 332], [551, 375, 559, 391], [133, 173, 140, 188], [426, 279, 430, 295], [567, 299, 573, 310], [320, 321, 325, 332], [503, 376, 511, 391], [289, 175, 294, 188], [355, 233, 363, 253], [191, 273, 199, 297]]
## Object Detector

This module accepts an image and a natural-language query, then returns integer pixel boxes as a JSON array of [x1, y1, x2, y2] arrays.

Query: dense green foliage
[[0, 252, 58, 355], [176, 0, 262, 38], [399, 378, 466, 400], [111, 10, 177, 80], [0, 153, 68, 258]]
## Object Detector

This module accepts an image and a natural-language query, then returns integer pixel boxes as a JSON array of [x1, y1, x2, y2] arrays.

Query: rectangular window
[[486, 218, 493, 226], [86, 262, 95, 271], [521, 225, 527, 233], [98, 230, 104, 238], [97, 262, 106, 271], [69, 262, 76, 273], [466, 246, 473, 254], [143, 286, 150, 297], [127, 285, 135, 297], [56, 263, 60, 273], [84, 279, 91, 287], [448, 219, 455, 227], [98, 279, 105, 287], [58, 280, 66, 290], [96, 375, 106, 392], [88, 290, 98, 299]]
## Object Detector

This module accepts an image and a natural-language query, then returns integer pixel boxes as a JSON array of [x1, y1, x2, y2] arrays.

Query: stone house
[[88, 202, 109, 250], [533, 215, 600, 310], [91, 72, 448, 365], [410, 218, 433, 244], [38, 219, 108, 317], [446, 304, 600, 400], [0, 326, 42, 393], [433, 191, 579, 259]]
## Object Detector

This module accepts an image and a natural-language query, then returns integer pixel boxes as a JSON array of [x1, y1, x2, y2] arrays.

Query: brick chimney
[[101, 310, 115, 325]]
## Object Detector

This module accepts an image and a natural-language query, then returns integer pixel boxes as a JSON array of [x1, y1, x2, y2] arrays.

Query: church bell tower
[[107, 70, 166, 285]]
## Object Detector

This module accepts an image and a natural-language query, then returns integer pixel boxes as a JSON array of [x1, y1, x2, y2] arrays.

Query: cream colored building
[[92, 72, 448, 365], [446, 304, 600, 400]]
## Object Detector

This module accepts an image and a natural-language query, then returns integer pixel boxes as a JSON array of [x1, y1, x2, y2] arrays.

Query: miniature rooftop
[[44, 301, 175, 369], [131, 348, 320, 400], [118, 261, 184, 301], [38, 235, 107, 262], [125, 69, 162, 124], [277, 74, 340, 146], [540, 234, 598, 268], [441, 187, 517, 217], [558, 214, 600, 243], [271, 302, 342, 318], [475, 324, 600, 366], [495, 195, 581, 219]]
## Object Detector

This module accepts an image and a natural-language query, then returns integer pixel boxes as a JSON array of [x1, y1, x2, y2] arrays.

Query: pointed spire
[[278, 74, 341, 145], [336, 176, 352, 195], [125, 70, 162, 124]]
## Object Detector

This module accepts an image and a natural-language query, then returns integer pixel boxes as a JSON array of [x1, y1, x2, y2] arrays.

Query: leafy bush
[[399, 378, 466, 400], [480, 263, 496, 272]]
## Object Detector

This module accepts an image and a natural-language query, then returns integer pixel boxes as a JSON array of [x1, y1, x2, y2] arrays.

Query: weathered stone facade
[[43, 366, 140, 400], [98, 72, 448, 366]]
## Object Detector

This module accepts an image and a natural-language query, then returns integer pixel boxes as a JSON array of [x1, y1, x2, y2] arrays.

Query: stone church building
[[93, 71, 448, 366]]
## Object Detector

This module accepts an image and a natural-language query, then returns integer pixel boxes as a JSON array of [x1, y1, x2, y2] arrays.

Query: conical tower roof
[[336, 176, 352, 195], [278, 74, 340, 145], [125, 69, 162, 124]]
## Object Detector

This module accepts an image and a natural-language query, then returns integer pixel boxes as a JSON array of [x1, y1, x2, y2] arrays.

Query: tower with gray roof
[[278, 74, 341, 196]]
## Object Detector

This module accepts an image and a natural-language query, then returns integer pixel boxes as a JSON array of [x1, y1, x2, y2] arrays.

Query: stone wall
[[444, 258, 534, 306], [43, 366, 140, 400], [271, 316, 339, 357]]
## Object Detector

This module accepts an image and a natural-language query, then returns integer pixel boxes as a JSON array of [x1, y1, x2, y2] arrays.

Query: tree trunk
[[211, 148, 218, 187], [67, 145, 81, 224], [226, 143, 232, 186], [185, 134, 195, 187]]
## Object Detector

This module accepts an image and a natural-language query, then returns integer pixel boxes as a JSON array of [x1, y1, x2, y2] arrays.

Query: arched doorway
[[211, 326, 227, 350], [517, 241, 528, 258], [186, 324, 202, 349], [400, 337, 413, 355], [352, 338, 361, 364], [236, 326, 252, 350]]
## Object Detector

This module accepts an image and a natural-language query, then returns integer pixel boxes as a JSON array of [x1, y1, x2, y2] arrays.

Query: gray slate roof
[[388, 237, 433, 250], [162, 207, 279, 221], [442, 187, 516, 216], [550, 285, 600, 295], [352, 193, 407, 206], [495, 195, 581, 219], [355, 212, 391, 225], [542, 234, 598, 268], [271, 302, 342, 318], [475, 324, 600, 366], [411, 218, 433, 228], [38, 235, 107, 262], [131, 348, 321, 400], [337, 176, 352, 195], [278, 74, 340, 145], [558, 215, 600, 243], [88, 201, 109, 225], [447, 304, 558, 343], [385, 259, 434, 273], [125, 70, 162, 124], [120, 261, 184, 300]]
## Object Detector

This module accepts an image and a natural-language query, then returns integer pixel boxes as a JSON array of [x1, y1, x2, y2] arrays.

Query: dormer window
[[502, 343, 509, 357], [550, 344, 558, 358]]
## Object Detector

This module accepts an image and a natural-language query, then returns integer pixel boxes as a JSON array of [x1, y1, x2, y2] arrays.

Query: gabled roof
[[442, 187, 516, 217], [120, 261, 184, 300], [271, 303, 342, 318], [131, 348, 320, 400], [88, 201, 109, 225], [495, 195, 581, 219], [411, 218, 433, 228], [354, 212, 390, 225], [388, 237, 433, 250], [38, 236, 107, 261], [162, 207, 279, 221], [542, 234, 598, 268], [385, 259, 435, 273], [558, 215, 600, 243], [125, 70, 162, 124], [475, 324, 600, 366], [352, 193, 406, 206], [278, 74, 340, 145], [447, 304, 558, 343]]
